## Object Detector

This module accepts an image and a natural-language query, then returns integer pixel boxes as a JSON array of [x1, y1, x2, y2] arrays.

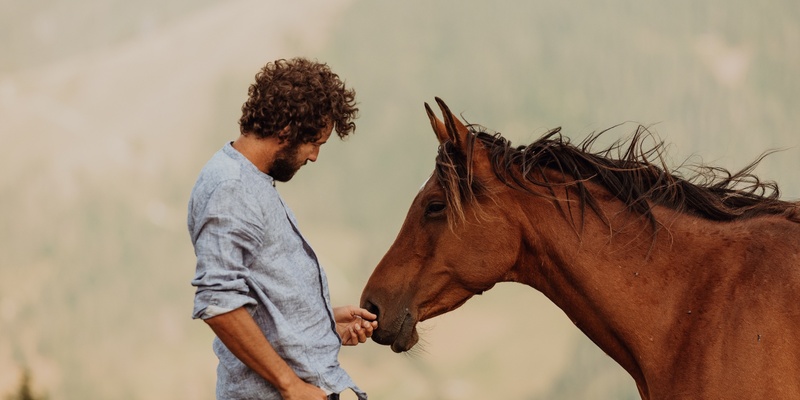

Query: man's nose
[[307, 147, 320, 162]]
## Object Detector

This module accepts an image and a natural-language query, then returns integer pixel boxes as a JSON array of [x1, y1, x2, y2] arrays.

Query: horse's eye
[[425, 201, 447, 217]]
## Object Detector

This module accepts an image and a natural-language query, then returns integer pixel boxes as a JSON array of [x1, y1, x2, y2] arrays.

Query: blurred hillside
[[1, 0, 798, 399], [0, 0, 219, 72]]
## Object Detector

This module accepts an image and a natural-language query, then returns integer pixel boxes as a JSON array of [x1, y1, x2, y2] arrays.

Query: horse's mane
[[434, 124, 800, 231]]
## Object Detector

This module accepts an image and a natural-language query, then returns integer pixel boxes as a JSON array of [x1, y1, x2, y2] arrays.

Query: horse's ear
[[425, 102, 450, 145], [435, 97, 470, 147], [429, 97, 493, 178]]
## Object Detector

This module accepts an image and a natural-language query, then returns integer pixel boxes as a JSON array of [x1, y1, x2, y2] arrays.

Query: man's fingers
[[346, 325, 360, 346], [360, 320, 374, 337], [356, 324, 368, 342], [354, 307, 377, 321]]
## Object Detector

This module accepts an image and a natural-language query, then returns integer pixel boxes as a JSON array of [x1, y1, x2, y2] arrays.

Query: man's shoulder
[[193, 146, 263, 192], [188, 147, 247, 207], [191, 145, 280, 203], [197, 145, 242, 182]]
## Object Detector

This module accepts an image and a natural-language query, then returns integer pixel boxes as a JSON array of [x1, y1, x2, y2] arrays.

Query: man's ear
[[276, 125, 292, 144]]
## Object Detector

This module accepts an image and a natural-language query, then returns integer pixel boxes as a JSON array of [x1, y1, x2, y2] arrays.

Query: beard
[[269, 143, 305, 182]]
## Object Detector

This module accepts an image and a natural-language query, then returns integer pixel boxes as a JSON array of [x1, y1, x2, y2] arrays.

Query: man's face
[[269, 124, 333, 182]]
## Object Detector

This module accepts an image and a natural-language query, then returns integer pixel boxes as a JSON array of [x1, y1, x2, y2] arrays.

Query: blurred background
[[1, 0, 798, 398]]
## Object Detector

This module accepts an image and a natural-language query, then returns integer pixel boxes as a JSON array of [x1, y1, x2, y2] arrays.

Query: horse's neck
[[508, 186, 746, 390]]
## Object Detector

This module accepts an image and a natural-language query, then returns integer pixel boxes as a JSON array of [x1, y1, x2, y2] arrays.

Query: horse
[[360, 98, 800, 399]]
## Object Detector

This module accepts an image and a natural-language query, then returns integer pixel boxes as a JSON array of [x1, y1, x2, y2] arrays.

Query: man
[[188, 58, 377, 400]]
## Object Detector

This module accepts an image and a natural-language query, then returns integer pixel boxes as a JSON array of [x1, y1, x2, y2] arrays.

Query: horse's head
[[360, 98, 523, 352]]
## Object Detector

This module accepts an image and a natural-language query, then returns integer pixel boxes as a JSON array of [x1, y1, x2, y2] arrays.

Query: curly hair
[[239, 58, 358, 143]]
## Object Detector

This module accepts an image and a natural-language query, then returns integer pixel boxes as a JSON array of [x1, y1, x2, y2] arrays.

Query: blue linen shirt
[[188, 143, 366, 399]]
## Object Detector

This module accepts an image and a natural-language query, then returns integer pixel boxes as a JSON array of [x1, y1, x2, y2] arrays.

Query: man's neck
[[231, 133, 282, 174]]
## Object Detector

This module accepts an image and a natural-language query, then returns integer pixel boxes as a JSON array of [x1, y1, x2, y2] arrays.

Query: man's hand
[[333, 305, 378, 346], [279, 378, 328, 400]]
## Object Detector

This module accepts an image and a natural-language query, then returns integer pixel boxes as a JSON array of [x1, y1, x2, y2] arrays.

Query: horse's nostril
[[363, 300, 380, 320]]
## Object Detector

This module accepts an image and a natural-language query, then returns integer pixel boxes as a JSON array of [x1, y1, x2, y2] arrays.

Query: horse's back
[[665, 216, 800, 399]]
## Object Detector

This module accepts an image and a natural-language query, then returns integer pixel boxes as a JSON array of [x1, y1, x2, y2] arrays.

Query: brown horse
[[360, 98, 800, 399]]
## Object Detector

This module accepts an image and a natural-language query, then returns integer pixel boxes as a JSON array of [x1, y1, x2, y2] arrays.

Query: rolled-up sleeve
[[190, 180, 262, 320]]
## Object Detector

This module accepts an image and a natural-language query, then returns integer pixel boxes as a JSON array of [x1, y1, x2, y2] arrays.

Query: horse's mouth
[[371, 311, 419, 353], [391, 313, 419, 353], [389, 312, 419, 353]]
